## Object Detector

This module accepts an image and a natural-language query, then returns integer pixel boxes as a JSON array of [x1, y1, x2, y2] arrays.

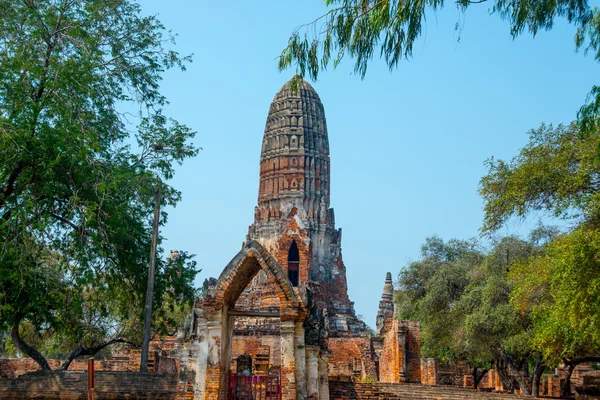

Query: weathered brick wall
[[438, 360, 471, 386], [0, 371, 183, 399], [380, 322, 401, 383], [379, 320, 421, 383], [328, 337, 376, 380], [547, 374, 563, 397], [230, 335, 282, 372], [521, 362, 600, 398], [404, 321, 421, 383], [420, 358, 438, 385], [569, 362, 597, 389], [477, 369, 502, 390], [271, 219, 311, 286], [0, 357, 141, 378], [575, 371, 600, 398], [0, 340, 180, 379], [422, 362, 501, 389], [542, 363, 598, 398]]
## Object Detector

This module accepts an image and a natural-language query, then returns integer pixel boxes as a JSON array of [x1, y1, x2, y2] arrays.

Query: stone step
[[329, 381, 529, 400]]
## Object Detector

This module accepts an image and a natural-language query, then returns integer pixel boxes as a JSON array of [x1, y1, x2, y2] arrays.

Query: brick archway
[[200, 240, 307, 400], [210, 240, 302, 315]]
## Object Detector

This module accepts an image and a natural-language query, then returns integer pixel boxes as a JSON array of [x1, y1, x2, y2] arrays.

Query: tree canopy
[[511, 227, 600, 366], [480, 122, 600, 396], [0, 0, 199, 370], [279, 0, 599, 134], [480, 123, 600, 233], [395, 234, 551, 394]]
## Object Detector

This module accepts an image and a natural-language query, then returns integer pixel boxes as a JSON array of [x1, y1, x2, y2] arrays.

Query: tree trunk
[[496, 359, 514, 393], [61, 345, 85, 371], [561, 364, 574, 399], [473, 367, 489, 390], [471, 367, 478, 389], [531, 355, 544, 398], [506, 356, 531, 396], [61, 338, 136, 370], [10, 322, 51, 371], [560, 357, 600, 399]]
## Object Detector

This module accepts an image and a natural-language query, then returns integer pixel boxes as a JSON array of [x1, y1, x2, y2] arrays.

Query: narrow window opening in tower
[[287, 241, 300, 287]]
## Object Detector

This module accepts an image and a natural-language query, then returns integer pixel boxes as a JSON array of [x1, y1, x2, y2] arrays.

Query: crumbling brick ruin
[[0, 78, 424, 400], [183, 78, 423, 399]]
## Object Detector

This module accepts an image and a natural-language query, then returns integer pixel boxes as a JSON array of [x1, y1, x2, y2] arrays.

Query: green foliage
[[395, 236, 485, 363], [510, 227, 600, 365], [395, 231, 555, 388], [279, 0, 597, 135], [480, 120, 600, 373], [576, 8, 600, 135], [460, 236, 539, 364], [355, 376, 379, 383], [0, 0, 199, 367], [479, 123, 600, 233], [279, 0, 591, 80]]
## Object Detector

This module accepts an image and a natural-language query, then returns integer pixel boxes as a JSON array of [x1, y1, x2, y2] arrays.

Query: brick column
[[318, 351, 330, 400], [294, 321, 307, 400], [306, 345, 320, 400], [281, 321, 297, 400]]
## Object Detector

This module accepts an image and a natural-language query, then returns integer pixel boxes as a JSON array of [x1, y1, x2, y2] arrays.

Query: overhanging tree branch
[[61, 338, 140, 371]]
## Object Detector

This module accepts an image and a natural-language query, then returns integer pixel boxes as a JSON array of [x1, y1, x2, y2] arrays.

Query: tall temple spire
[[377, 272, 395, 335], [256, 77, 330, 224], [245, 77, 370, 338]]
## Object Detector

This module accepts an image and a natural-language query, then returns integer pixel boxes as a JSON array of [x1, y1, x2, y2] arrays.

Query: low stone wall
[[0, 351, 177, 379], [575, 371, 600, 399], [0, 370, 183, 400], [438, 360, 471, 386], [0, 357, 141, 378]]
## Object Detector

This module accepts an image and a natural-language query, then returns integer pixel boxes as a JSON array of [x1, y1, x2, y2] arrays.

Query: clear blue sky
[[140, 0, 597, 327]]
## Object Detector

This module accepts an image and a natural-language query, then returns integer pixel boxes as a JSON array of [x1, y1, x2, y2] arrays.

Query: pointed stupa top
[[376, 272, 395, 334], [383, 272, 394, 298], [276, 75, 322, 102], [256, 77, 331, 222]]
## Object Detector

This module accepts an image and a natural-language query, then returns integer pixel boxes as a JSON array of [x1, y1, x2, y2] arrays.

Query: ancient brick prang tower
[[183, 79, 421, 399], [254, 78, 330, 234], [244, 78, 367, 338]]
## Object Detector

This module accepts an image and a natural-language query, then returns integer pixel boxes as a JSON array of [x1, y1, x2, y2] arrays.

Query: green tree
[[480, 123, 600, 232], [460, 235, 550, 395], [396, 234, 554, 394], [480, 122, 600, 396], [511, 228, 600, 397], [0, 0, 199, 370], [278, 1, 598, 134], [395, 236, 491, 382]]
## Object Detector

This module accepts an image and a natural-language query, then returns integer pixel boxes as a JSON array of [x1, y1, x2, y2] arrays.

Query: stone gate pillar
[[281, 321, 297, 400], [318, 351, 330, 400], [194, 315, 209, 399], [399, 327, 408, 383], [294, 321, 307, 400], [306, 345, 320, 400], [205, 313, 223, 400]]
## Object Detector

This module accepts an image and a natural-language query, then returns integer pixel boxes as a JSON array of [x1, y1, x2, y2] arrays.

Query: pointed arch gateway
[[197, 241, 307, 400]]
